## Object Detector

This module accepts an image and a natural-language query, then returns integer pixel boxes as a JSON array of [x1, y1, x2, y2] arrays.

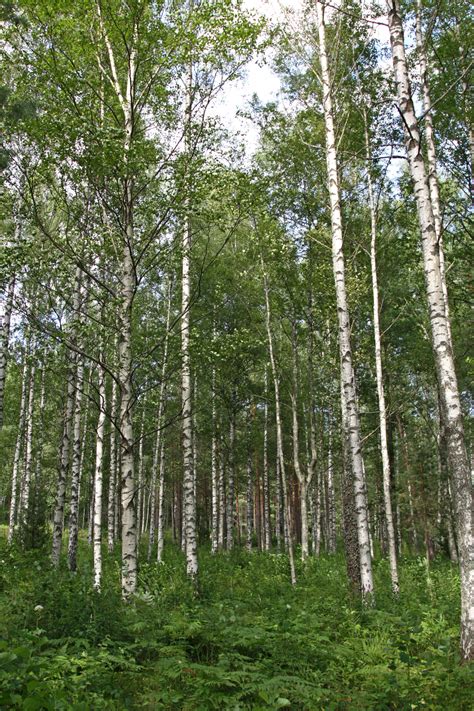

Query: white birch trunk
[[262, 370, 271, 551], [0, 275, 15, 431], [312, 477, 321, 557], [68, 354, 84, 571], [8, 355, 28, 544], [246, 446, 253, 551], [156, 440, 166, 563], [327, 430, 336, 554], [97, 2, 138, 596], [387, 0, 473, 659], [210, 365, 219, 554], [19, 356, 35, 533], [136, 402, 147, 538], [181, 213, 197, 576], [365, 119, 399, 594], [51, 268, 81, 567], [147, 278, 172, 558], [218, 444, 225, 550], [32, 357, 46, 537], [226, 413, 235, 551], [275, 452, 282, 550], [93, 361, 107, 590], [261, 264, 296, 585], [415, 0, 451, 337], [180, 5, 198, 577], [119, 233, 137, 596], [107, 371, 118, 553], [79, 367, 93, 532], [315, 0, 373, 597]]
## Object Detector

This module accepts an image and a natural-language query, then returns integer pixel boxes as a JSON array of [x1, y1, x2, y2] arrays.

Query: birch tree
[[386, 0, 473, 660], [0, 275, 15, 431], [315, 0, 373, 598]]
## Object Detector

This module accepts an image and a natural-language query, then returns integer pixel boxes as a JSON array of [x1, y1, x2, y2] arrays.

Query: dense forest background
[[0, 0, 473, 707]]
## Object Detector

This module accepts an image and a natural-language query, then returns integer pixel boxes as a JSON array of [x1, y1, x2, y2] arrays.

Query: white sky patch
[[211, 0, 297, 159], [213, 0, 396, 164]]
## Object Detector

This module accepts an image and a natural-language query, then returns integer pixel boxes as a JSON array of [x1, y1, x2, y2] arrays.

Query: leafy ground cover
[[0, 536, 472, 709]]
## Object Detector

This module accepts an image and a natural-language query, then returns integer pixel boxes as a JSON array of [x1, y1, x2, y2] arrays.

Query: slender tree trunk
[[0, 275, 15, 431], [51, 268, 81, 567], [19, 353, 35, 536], [119, 232, 137, 596], [226, 411, 235, 551], [93, 361, 107, 590], [107, 370, 118, 553], [210, 366, 219, 554], [262, 371, 271, 550], [68, 354, 84, 571], [327, 429, 336, 554], [447, 480, 459, 564], [246, 444, 253, 551], [316, 0, 373, 598], [313, 476, 322, 557], [97, 4, 139, 596], [8, 355, 28, 544], [275, 452, 282, 550], [180, 8, 198, 576], [32, 356, 46, 544], [364, 119, 399, 594], [181, 209, 197, 576], [78, 368, 92, 533], [136, 401, 147, 538], [387, 0, 473, 658], [340, 378, 362, 594], [147, 279, 172, 559], [218, 440, 225, 550], [261, 263, 296, 585], [415, 0, 451, 333], [156, 440, 166, 563], [290, 322, 309, 560]]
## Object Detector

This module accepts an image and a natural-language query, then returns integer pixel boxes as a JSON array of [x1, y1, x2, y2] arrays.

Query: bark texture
[[387, 0, 473, 660], [316, 0, 373, 598]]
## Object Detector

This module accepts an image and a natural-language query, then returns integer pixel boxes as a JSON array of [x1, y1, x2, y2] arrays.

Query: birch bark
[[218, 443, 225, 550], [226, 412, 235, 551], [19, 354, 35, 534], [51, 268, 81, 567], [290, 323, 311, 560], [315, 0, 373, 597], [327, 428, 336, 554], [246, 443, 253, 551], [97, 3, 139, 595], [107, 369, 118, 553], [387, 0, 473, 659], [210, 365, 219, 554], [0, 276, 15, 431], [262, 370, 271, 550], [180, 0, 198, 578], [93, 360, 107, 590], [8, 354, 28, 544], [68, 353, 84, 572], [364, 118, 399, 594], [148, 280, 172, 560], [262, 263, 296, 585], [156, 440, 166, 563]]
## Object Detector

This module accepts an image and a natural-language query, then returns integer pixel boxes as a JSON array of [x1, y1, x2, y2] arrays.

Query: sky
[[210, 0, 286, 157], [212, 0, 392, 160]]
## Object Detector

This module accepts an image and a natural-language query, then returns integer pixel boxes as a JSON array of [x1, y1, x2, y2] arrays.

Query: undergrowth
[[0, 536, 472, 709]]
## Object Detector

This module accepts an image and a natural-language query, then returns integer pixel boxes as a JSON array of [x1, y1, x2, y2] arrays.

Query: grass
[[0, 534, 472, 709]]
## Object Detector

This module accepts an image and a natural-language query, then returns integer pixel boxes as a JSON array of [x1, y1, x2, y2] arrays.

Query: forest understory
[[1, 535, 472, 710]]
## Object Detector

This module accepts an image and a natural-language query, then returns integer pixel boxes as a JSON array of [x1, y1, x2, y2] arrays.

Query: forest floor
[[0, 533, 472, 709]]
